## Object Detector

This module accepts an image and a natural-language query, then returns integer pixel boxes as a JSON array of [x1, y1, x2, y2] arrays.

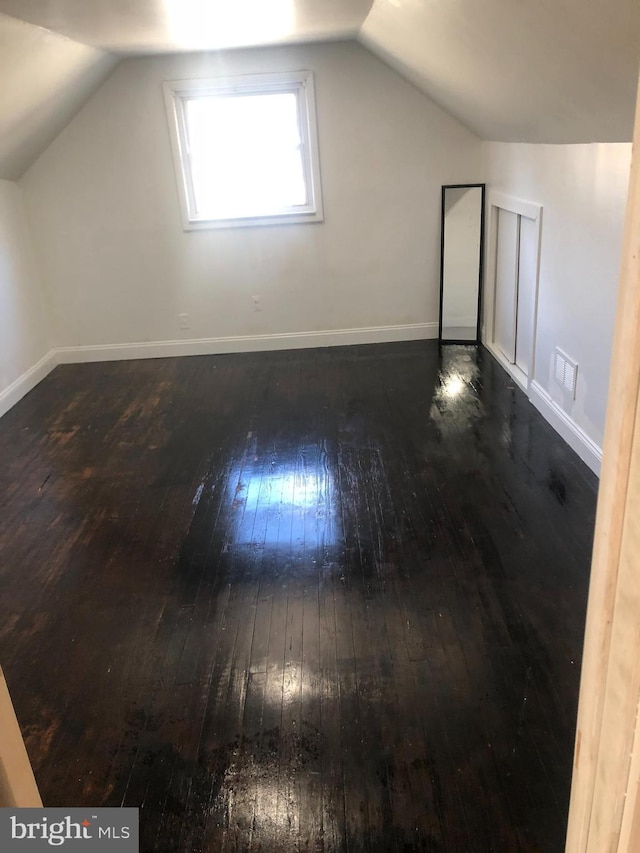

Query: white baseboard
[[0, 350, 58, 419], [54, 322, 438, 364], [529, 380, 602, 476], [484, 341, 528, 393], [0, 325, 437, 420]]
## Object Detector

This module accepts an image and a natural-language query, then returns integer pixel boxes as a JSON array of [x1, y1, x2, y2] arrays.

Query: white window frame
[[163, 70, 324, 230]]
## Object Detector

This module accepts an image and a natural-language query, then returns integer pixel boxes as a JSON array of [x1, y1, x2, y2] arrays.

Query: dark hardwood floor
[[0, 341, 597, 852]]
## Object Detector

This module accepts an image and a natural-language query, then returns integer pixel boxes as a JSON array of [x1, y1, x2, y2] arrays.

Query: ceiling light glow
[[164, 0, 295, 49]]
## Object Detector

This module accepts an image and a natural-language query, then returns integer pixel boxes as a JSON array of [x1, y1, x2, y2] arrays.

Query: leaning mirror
[[439, 184, 485, 343]]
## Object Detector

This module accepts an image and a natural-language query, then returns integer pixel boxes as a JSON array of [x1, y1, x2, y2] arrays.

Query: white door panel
[[515, 215, 537, 377], [494, 208, 519, 363]]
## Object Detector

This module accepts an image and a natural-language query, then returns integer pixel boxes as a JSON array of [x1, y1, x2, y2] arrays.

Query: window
[[163, 70, 323, 229]]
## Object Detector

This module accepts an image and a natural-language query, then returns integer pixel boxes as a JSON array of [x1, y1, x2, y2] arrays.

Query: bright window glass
[[164, 72, 323, 229], [186, 93, 306, 218]]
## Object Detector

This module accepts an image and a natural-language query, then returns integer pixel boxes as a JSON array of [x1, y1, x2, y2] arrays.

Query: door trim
[[565, 70, 640, 853]]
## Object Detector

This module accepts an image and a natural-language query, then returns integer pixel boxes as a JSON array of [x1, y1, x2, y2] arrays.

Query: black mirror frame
[[438, 183, 486, 345]]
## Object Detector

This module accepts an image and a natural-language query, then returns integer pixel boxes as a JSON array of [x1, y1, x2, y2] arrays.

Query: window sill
[[181, 209, 324, 231]]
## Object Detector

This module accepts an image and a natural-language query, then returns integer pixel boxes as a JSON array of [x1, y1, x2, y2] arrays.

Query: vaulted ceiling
[[0, 0, 374, 54], [1, 0, 639, 179], [0, 13, 117, 180], [361, 0, 640, 143]]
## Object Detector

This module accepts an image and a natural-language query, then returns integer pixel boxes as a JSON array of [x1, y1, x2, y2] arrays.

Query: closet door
[[486, 194, 541, 392], [515, 215, 538, 378], [493, 208, 519, 363]]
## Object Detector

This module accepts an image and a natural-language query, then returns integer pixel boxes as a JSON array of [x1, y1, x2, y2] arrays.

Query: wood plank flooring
[[0, 341, 597, 851]]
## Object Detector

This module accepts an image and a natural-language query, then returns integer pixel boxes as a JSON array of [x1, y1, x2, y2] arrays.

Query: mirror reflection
[[439, 184, 485, 343]]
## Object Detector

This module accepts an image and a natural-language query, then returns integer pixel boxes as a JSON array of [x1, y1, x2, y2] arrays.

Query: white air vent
[[554, 348, 578, 398]]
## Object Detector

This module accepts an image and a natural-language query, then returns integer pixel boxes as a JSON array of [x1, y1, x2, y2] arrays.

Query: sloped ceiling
[[0, 0, 374, 53], [0, 0, 639, 181], [360, 0, 640, 143], [0, 13, 117, 180]]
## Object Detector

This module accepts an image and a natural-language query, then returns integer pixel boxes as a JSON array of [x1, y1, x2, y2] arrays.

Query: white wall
[[483, 142, 632, 467], [22, 41, 481, 353], [0, 179, 52, 414]]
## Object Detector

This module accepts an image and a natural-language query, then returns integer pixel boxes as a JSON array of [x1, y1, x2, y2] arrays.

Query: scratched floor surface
[[0, 342, 597, 852]]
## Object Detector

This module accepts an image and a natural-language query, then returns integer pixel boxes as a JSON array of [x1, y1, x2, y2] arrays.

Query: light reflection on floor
[[223, 449, 338, 551]]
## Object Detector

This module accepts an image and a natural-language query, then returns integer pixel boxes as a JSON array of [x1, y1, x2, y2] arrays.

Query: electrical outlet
[[179, 313, 190, 330], [251, 295, 262, 312]]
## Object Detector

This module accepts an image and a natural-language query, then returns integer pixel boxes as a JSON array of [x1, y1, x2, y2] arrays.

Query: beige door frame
[[0, 666, 42, 807], [565, 70, 640, 852]]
